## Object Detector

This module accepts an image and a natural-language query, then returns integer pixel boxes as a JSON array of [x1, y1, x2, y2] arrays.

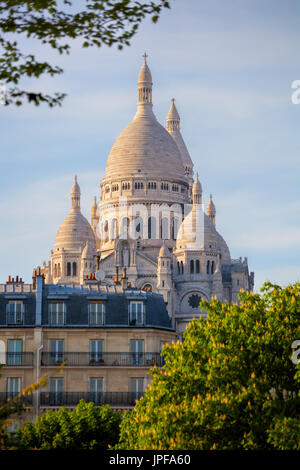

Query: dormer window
[[48, 302, 66, 325], [129, 301, 144, 325], [6, 301, 24, 325], [89, 301, 105, 325]]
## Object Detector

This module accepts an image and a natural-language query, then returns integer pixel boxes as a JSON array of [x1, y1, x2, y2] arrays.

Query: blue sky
[[0, 0, 299, 291]]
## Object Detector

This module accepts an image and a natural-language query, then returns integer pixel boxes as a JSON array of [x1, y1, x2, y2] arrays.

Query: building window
[[129, 302, 144, 325], [148, 217, 157, 239], [72, 262, 77, 277], [6, 301, 24, 325], [134, 217, 143, 239], [190, 260, 194, 274], [148, 182, 156, 190], [206, 260, 210, 274], [122, 182, 130, 190], [48, 302, 66, 325], [130, 340, 144, 366], [49, 378, 64, 405], [196, 260, 200, 274], [112, 184, 119, 192], [160, 217, 169, 239], [89, 302, 105, 325], [66, 262, 71, 276], [7, 377, 20, 398], [49, 340, 64, 364], [172, 184, 179, 192], [134, 181, 144, 190], [211, 261, 215, 274], [89, 378, 103, 404], [181, 261, 184, 275], [161, 182, 169, 191], [130, 378, 144, 401], [89, 340, 104, 363], [111, 218, 118, 239], [8, 339, 22, 366]]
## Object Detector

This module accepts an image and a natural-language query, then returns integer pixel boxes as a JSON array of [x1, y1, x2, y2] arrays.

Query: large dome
[[104, 58, 186, 182], [105, 113, 186, 181]]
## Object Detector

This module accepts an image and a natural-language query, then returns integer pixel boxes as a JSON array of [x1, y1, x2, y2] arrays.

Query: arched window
[[172, 217, 180, 240], [181, 261, 184, 275], [148, 217, 157, 239], [73, 262, 77, 277], [111, 218, 117, 240], [67, 262, 71, 276], [121, 217, 130, 237], [211, 261, 215, 274], [54, 264, 57, 278], [206, 260, 210, 274], [190, 260, 194, 274], [196, 260, 200, 274], [160, 217, 169, 239], [177, 262, 180, 275], [57, 263, 61, 277], [134, 217, 143, 239]]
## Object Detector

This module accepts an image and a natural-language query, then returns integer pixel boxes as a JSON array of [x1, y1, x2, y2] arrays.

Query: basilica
[[38, 56, 254, 336]]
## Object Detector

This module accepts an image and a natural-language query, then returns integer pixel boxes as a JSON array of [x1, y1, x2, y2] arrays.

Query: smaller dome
[[206, 194, 216, 216], [176, 205, 217, 251], [54, 177, 96, 252], [192, 173, 202, 194], [167, 98, 180, 121], [159, 240, 170, 258]]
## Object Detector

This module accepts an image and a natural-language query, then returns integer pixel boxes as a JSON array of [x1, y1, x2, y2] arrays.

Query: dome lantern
[[192, 172, 202, 205], [206, 194, 216, 225], [166, 98, 180, 132], [71, 175, 81, 211], [137, 52, 153, 107]]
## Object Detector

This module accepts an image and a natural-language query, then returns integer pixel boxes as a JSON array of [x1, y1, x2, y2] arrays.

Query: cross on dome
[[143, 52, 148, 63]]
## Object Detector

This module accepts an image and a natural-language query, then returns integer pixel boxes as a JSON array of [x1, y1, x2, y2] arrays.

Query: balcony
[[41, 352, 162, 367], [1, 352, 34, 367], [0, 392, 33, 405], [40, 392, 144, 407]]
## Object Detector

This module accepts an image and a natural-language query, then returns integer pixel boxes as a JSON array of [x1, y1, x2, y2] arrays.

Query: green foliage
[[0, 366, 48, 449], [17, 399, 122, 449], [0, 0, 171, 107], [117, 282, 300, 450]]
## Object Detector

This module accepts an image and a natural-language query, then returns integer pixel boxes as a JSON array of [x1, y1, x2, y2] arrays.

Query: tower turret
[[206, 194, 216, 225], [192, 172, 202, 205]]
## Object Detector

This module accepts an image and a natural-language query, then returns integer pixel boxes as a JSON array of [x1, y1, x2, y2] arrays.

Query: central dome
[[104, 57, 186, 182], [105, 115, 186, 180]]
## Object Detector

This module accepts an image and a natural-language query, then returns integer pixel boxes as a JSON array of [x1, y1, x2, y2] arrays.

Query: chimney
[[121, 267, 128, 290]]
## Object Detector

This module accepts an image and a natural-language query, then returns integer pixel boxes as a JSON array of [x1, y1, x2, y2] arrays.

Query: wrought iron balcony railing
[[1, 352, 34, 366], [40, 392, 144, 407], [0, 392, 33, 405], [41, 352, 163, 367]]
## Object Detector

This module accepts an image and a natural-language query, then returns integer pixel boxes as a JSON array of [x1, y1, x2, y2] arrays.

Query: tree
[[16, 399, 122, 450], [117, 282, 300, 450], [0, 0, 171, 107], [0, 365, 48, 449]]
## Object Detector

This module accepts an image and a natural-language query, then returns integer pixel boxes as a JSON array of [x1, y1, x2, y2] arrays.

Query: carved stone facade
[[38, 57, 254, 337]]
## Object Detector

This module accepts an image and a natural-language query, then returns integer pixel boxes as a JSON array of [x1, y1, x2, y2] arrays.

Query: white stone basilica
[[38, 56, 254, 336]]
